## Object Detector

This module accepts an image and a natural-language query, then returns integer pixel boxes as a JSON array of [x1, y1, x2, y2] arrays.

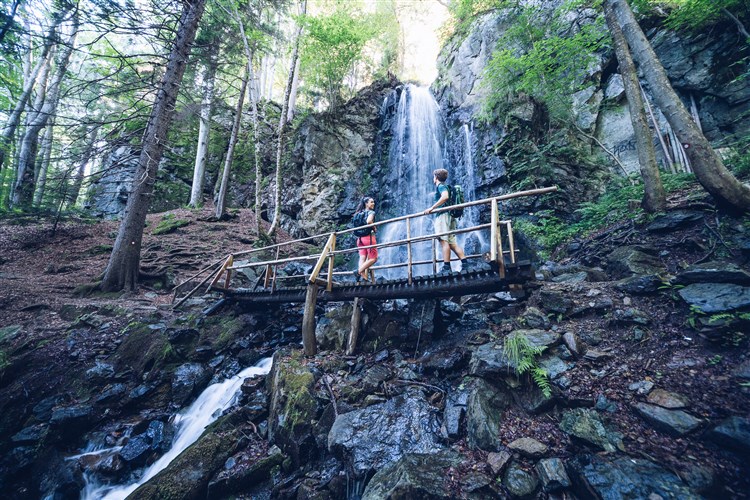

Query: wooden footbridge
[[173, 187, 557, 355]]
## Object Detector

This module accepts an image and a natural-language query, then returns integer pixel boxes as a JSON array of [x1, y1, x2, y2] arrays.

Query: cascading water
[[78, 357, 273, 500], [378, 85, 487, 276]]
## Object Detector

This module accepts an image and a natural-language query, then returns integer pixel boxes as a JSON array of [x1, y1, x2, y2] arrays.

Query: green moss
[[114, 323, 173, 376], [153, 218, 190, 235]]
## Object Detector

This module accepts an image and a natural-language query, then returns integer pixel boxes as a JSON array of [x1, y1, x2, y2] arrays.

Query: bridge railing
[[172, 186, 557, 307]]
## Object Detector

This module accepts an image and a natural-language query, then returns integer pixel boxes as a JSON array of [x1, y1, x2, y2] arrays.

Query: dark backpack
[[446, 185, 465, 219], [351, 211, 372, 237]]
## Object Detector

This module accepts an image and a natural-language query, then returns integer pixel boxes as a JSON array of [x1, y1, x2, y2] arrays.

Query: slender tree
[[100, 0, 207, 292], [67, 124, 100, 208], [12, 12, 78, 208], [609, 0, 750, 212], [214, 62, 249, 219], [603, 1, 665, 212], [268, 0, 306, 236], [188, 48, 218, 208], [32, 117, 55, 206]]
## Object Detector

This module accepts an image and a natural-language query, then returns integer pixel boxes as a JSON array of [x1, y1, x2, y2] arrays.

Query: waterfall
[[379, 84, 444, 276], [378, 85, 487, 277], [78, 357, 273, 500]]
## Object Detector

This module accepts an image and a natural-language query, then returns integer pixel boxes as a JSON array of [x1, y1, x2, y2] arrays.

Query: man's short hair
[[433, 169, 448, 182]]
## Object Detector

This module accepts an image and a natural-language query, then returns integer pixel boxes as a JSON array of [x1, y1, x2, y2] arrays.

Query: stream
[[77, 357, 273, 500]]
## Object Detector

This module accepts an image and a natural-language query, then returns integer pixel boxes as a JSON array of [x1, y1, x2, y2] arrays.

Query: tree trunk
[[603, 0, 665, 212], [0, 0, 20, 44], [0, 34, 55, 171], [287, 56, 301, 122], [268, 0, 306, 236], [100, 0, 207, 292], [612, 0, 750, 212], [33, 117, 55, 207], [188, 53, 218, 208], [12, 18, 77, 209], [214, 63, 249, 220], [67, 124, 100, 208]]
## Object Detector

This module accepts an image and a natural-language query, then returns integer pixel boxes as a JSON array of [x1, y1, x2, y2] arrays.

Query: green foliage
[[725, 135, 750, 178], [518, 172, 696, 257], [299, 2, 384, 110], [503, 332, 552, 397], [658, 0, 749, 32], [445, 0, 508, 38], [707, 354, 723, 365], [481, 2, 607, 124]]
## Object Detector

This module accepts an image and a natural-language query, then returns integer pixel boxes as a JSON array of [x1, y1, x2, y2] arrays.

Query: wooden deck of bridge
[[172, 186, 557, 355]]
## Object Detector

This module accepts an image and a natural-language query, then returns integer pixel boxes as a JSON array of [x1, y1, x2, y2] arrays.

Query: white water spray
[[80, 357, 273, 500]]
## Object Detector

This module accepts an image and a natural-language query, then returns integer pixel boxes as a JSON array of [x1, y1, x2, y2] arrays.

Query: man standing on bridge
[[424, 168, 471, 273]]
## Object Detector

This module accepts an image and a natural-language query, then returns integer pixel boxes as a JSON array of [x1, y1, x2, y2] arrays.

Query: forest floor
[[0, 195, 749, 497]]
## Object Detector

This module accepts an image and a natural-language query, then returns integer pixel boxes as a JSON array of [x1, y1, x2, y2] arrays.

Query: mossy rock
[[152, 218, 190, 235], [198, 314, 244, 351], [267, 350, 320, 465], [113, 323, 177, 377], [129, 429, 239, 499]]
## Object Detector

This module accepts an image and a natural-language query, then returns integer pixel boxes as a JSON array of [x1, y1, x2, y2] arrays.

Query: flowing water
[[378, 85, 488, 277], [79, 357, 273, 500]]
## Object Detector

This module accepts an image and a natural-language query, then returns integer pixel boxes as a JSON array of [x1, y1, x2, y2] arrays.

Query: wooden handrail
[[227, 186, 558, 260]]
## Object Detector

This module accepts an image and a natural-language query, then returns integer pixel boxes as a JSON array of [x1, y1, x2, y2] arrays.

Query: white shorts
[[434, 213, 457, 244]]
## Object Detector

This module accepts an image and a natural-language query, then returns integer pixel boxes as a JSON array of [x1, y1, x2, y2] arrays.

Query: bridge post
[[302, 282, 319, 356], [346, 297, 363, 355]]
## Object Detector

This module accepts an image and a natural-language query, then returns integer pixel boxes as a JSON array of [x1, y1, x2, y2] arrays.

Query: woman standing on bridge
[[353, 196, 378, 282]]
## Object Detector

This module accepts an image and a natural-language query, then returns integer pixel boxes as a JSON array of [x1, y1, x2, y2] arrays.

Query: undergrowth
[[517, 172, 696, 258], [503, 331, 551, 398]]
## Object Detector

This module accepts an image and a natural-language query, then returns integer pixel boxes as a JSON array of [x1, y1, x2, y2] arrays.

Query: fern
[[503, 332, 552, 397]]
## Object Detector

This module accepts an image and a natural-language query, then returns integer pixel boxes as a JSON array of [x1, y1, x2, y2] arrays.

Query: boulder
[[503, 462, 539, 498], [171, 363, 210, 406], [315, 304, 353, 351], [559, 408, 624, 452], [567, 454, 698, 499], [645, 210, 704, 232], [633, 403, 703, 436], [207, 445, 285, 498], [267, 352, 320, 466], [615, 274, 663, 294], [328, 392, 443, 477], [513, 329, 560, 349], [678, 283, 750, 313], [539, 289, 573, 315], [675, 261, 750, 286], [536, 458, 571, 492], [706, 416, 750, 455], [607, 246, 664, 277], [442, 386, 470, 440], [646, 389, 689, 409], [362, 450, 496, 499], [466, 378, 511, 451], [508, 437, 548, 458], [468, 342, 516, 377]]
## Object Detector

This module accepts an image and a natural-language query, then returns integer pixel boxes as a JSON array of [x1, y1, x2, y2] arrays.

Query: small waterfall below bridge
[[378, 84, 488, 277]]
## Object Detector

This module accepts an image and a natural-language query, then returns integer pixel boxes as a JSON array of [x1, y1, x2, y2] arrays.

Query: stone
[[562, 331, 582, 357], [487, 450, 511, 475], [535, 458, 571, 492], [96, 383, 127, 404], [514, 329, 560, 349], [734, 358, 750, 379], [49, 405, 92, 431], [508, 437, 548, 458], [633, 403, 703, 436], [419, 347, 469, 374], [328, 392, 444, 477], [610, 307, 651, 325], [362, 364, 391, 392], [315, 304, 353, 351], [675, 261, 750, 286], [85, 361, 115, 382], [628, 380, 655, 395], [466, 378, 511, 451], [503, 462, 539, 498], [646, 389, 689, 409], [579, 329, 602, 346], [361, 450, 495, 499], [552, 271, 589, 283], [468, 342, 516, 377], [539, 355, 573, 379], [572, 85, 603, 131], [607, 246, 664, 277], [584, 349, 613, 362], [706, 416, 750, 455], [442, 387, 470, 440], [268, 352, 319, 466], [171, 363, 210, 406], [567, 454, 699, 499], [678, 283, 750, 313], [539, 289, 573, 314], [559, 408, 624, 452], [645, 210, 704, 232], [207, 446, 285, 498], [616, 274, 663, 294], [604, 73, 625, 100], [440, 299, 463, 320], [119, 434, 152, 465], [11, 424, 49, 445], [512, 384, 555, 415], [519, 307, 550, 329], [595, 394, 618, 413]]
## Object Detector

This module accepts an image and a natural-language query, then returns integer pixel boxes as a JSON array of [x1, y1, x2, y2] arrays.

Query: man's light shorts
[[434, 213, 457, 244]]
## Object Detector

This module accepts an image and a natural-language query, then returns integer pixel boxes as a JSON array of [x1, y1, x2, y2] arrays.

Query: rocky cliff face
[[281, 77, 399, 237], [433, 4, 750, 195]]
